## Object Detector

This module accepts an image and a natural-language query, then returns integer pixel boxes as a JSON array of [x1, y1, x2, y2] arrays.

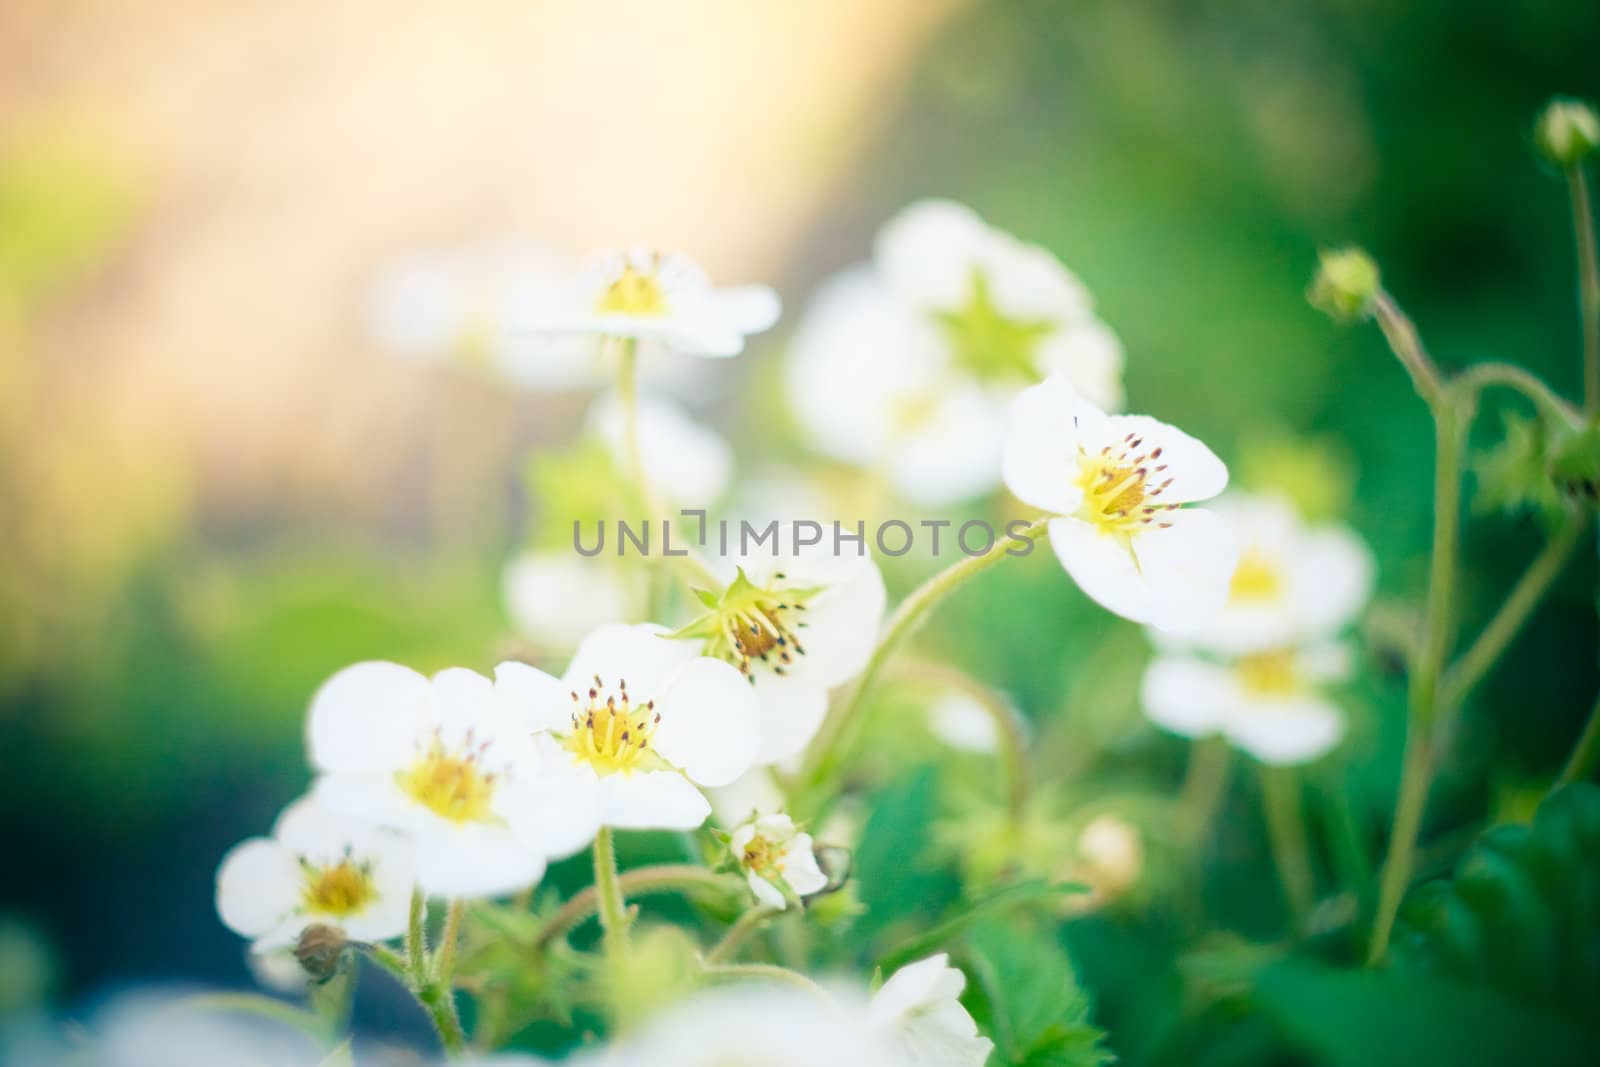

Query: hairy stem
[[406, 888, 427, 980], [1260, 765, 1316, 935], [1558, 691, 1600, 787], [592, 827, 630, 960], [1567, 166, 1600, 413], [799, 517, 1050, 794], [417, 980, 466, 1056], [704, 906, 780, 964], [1454, 361, 1582, 428], [536, 864, 738, 948], [701, 962, 830, 999], [1442, 515, 1588, 709], [433, 900, 464, 986], [1373, 291, 1444, 407]]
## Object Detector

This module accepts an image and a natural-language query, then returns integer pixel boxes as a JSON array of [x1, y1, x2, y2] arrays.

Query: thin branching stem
[[704, 906, 780, 964], [536, 864, 738, 949], [1558, 690, 1600, 787], [1566, 165, 1600, 413]]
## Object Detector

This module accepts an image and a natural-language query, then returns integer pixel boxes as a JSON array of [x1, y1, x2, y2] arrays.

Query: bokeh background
[[3, 0, 1598, 1060]]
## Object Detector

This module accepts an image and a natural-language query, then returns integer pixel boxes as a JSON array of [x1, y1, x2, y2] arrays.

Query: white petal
[[748, 871, 789, 910], [1135, 508, 1240, 633], [887, 386, 1010, 505], [432, 667, 540, 771], [707, 767, 787, 827], [928, 693, 1000, 753], [497, 772, 603, 861], [1140, 656, 1233, 738], [414, 823, 546, 899], [748, 674, 830, 765], [875, 199, 992, 311], [1101, 415, 1228, 504], [1047, 516, 1158, 623], [1225, 696, 1346, 766], [1289, 524, 1376, 636], [504, 553, 636, 650], [981, 231, 1093, 323], [589, 392, 734, 505], [600, 771, 712, 830], [652, 658, 761, 786], [779, 557, 885, 689], [712, 284, 782, 333], [562, 623, 700, 704], [273, 793, 407, 867], [307, 662, 431, 775], [868, 954, 959, 1028], [780, 833, 829, 897], [1002, 373, 1102, 515], [494, 660, 574, 734], [215, 839, 300, 938]]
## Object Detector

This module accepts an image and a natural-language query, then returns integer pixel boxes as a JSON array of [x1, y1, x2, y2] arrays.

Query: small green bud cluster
[[1308, 247, 1381, 322]]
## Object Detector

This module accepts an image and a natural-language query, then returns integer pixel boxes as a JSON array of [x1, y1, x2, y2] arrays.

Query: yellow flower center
[[301, 857, 378, 918], [1229, 547, 1283, 602], [564, 676, 665, 776], [396, 736, 498, 824], [741, 834, 788, 879], [594, 264, 670, 317], [1075, 431, 1175, 537], [1235, 649, 1300, 696], [674, 568, 817, 684]]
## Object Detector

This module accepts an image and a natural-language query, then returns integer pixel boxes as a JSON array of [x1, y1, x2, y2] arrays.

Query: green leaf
[[876, 879, 1087, 973], [1252, 958, 1590, 1067], [962, 920, 1113, 1067], [849, 769, 961, 946], [1392, 782, 1600, 1030], [1472, 411, 1569, 527]]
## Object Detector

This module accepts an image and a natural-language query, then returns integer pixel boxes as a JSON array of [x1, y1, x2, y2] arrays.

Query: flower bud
[[293, 923, 348, 980], [1534, 98, 1600, 169], [1308, 247, 1380, 322]]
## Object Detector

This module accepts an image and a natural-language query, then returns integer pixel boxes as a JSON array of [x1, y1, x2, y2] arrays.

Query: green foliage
[[847, 768, 962, 949], [1473, 410, 1571, 525], [962, 920, 1114, 1067], [1391, 783, 1600, 1032]]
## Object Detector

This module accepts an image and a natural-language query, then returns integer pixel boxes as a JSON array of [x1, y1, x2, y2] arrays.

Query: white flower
[[521, 247, 780, 357], [308, 664, 600, 899], [69, 991, 341, 1067], [728, 814, 828, 910], [927, 692, 1000, 754], [1141, 642, 1351, 765], [868, 954, 994, 1067], [494, 624, 761, 831], [214, 794, 413, 953], [708, 765, 787, 827], [784, 200, 1123, 506], [601, 984, 908, 1067], [1154, 492, 1375, 655], [677, 529, 886, 764], [1003, 373, 1237, 629], [504, 552, 640, 652], [587, 391, 734, 504]]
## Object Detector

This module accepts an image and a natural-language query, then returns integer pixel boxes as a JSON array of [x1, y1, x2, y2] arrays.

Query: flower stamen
[[564, 676, 664, 775], [396, 730, 498, 824]]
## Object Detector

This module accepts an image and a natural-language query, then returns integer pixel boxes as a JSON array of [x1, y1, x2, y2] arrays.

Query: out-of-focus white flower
[[214, 795, 412, 953], [494, 624, 760, 831], [728, 814, 827, 910], [1074, 814, 1145, 900], [520, 248, 779, 358], [1004, 373, 1236, 629], [868, 953, 993, 1067], [309, 664, 599, 898], [677, 530, 886, 764], [927, 692, 999, 754], [50, 991, 343, 1067], [1154, 493, 1374, 655], [1142, 643, 1350, 765], [601, 984, 908, 1067], [504, 552, 639, 652], [587, 391, 734, 505], [245, 949, 310, 995], [784, 200, 1123, 506]]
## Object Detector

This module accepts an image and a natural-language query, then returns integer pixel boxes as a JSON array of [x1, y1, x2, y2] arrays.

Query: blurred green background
[[2, 0, 1597, 1061]]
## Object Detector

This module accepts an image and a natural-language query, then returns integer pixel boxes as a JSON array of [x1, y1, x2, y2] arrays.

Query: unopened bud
[[294, 923, 348, 980], [1534, 98, 1600, 169], [1308, 247, 1380, 322]]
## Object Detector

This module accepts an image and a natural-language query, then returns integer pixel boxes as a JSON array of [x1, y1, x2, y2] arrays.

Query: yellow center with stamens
[[741, 834, 787, 879], [594, 265, 669, 317], [565, 676, 664, 776], [1229, 547, 1284, 602], [301, 858, 377, 917], [396, 736, 497, 824], [1075, 431, 1174, 537], [1236, 649, 1300, 696]]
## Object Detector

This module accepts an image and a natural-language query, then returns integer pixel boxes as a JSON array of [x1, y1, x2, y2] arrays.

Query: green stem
[[536, 864, 737, 948], [704, 906, 780, 964], [1454, 361, 1582, 428], [1411, 404, 1467, 729], [1260, 765, 1316, 935], [1558, 691, 1600, 787], [1441, 515, 1588, 709], [1373, 291, 1445, 408], [893, 659, 1031, 821], [1566, 165, 1600, 413], [799, 517, 1050, 793], [614, 335, 718, 590], [1367, 714, 1435, 965], [364, 943, 410, 983], [1179, 735, 1231, 844], [405, 888, 427, 981], [701, 962, 830, 999], [417, 981, 466, 1056], [592, 827, 630, 959]]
